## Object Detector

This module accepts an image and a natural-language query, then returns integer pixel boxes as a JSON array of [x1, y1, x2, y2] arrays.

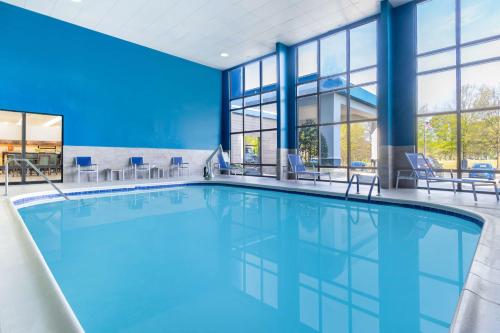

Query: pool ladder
[[4, 158, 70, 200], [345, 174, 381, 201]]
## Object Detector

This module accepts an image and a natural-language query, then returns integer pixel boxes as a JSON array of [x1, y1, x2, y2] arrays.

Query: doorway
[[0, 109, 63, 184]]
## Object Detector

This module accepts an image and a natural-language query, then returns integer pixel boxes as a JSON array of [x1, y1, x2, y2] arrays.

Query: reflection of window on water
[[297, 203, 380, 332], [223, 188, 479, 331], [229, 193, 279, 309]]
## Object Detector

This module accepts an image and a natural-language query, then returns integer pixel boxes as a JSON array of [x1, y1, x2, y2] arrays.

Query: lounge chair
[[75, 156, 99, 183], [170, 157, 190, 177], [396, 153, 498, 201], [217, 151, 243, 175], [288, 154, 331, 185], [129, 157, 151, 180]]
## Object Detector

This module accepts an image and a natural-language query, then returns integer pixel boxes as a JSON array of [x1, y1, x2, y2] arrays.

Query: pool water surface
[[19, 185, 481, 333]]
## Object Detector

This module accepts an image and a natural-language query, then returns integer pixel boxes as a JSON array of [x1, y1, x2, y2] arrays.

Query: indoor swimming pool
[[18, 185, 481, 333]]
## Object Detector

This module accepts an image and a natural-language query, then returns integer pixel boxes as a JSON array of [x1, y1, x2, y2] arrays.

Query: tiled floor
[[1, 175, 499, 333]]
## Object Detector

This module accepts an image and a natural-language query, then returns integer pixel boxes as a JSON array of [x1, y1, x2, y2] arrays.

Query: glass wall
[[296, 20, 378, 182], [417, 0, 500, 189], [230, 55, 278, 177], [0, 110, 63, 184]]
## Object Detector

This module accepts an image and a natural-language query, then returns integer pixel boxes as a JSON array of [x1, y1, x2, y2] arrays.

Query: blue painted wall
[[0, 2, 221, 150]]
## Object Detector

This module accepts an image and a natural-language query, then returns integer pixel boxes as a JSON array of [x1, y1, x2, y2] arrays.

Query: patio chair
[[38, 154, 51, 175], [288, 154, 331, 185], [217, 151, 244, 175], [396, 153, 498, 201], [130, 157, 151, 180], [75, 156, 99, 183], [170, 157, 190, 177]]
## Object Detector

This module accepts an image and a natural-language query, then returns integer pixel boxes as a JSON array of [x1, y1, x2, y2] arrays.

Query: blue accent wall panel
[[0, 2, 221, 150]]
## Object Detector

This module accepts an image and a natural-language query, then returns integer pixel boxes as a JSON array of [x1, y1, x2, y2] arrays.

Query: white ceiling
[[2, 0, 411, 69]]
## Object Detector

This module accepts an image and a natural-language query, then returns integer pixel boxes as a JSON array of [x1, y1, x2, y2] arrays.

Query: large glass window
[[461, 0, 500, 44], [0, 110, 63, 184], [320, 32, 346, 77], [350, 21, 377, 70], [298, 42, 318, 79], [417, 0, 455, 54], [296, 20, 378, 182], [229, 55, 278, 177], [417, 0, 500, 189]]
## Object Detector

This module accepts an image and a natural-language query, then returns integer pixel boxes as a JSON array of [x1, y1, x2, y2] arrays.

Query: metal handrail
[[4, 158, 70, 200], [204, 145, 223, 180], [345, 174, 381, 201]]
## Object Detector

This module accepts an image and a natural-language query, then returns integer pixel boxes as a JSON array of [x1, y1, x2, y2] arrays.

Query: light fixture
[[71, 0, 82, 3], [43, 117, 62, 127], [220, 52, 229, 57]]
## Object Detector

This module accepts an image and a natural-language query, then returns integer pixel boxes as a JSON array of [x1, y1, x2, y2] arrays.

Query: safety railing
[[4, 158, 70, 200], [345, 173, 380, 201]]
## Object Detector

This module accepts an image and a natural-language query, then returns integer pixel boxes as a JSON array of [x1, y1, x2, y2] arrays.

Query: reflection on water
[[20, 186, 481, 333]]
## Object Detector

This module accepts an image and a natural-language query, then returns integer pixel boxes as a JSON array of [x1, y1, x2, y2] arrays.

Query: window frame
[[229, 54, 278, 178], [415, 0, 500, 190], [295, 19, 379, 182]]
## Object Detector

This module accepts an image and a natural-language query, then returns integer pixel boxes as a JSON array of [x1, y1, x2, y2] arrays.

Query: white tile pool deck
[[1, 175, 499, 332]]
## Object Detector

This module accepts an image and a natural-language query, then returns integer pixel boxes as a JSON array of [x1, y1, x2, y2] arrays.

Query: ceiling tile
[[2, 0, 382, 69]]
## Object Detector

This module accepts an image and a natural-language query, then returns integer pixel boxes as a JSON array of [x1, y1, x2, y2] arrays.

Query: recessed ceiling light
[[220, 52, 229, 57], [42, 117, 62, 127], [71, 0, 82, 3]]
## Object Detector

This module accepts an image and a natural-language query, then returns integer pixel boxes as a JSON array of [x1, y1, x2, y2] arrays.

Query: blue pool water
[[19, 185, 481, 333]]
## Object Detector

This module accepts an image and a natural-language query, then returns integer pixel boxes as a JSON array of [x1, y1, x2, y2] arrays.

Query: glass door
[[0, 110, 63, 184], [0, 110, 23, 183]]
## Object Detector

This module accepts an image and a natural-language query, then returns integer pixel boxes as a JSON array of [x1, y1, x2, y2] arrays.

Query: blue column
[[392, 2, 417, 187], [221, 70, 230, 150], [276, 42, 297, 179], [392, 2, 416, 148], [277, 42, 289, 151], [286, 46, 297, 150], [377, 0, 417, 188], [377, 0, 394, 188]]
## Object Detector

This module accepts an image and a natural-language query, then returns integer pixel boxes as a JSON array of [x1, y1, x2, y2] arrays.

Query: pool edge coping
[[7, 179, 499, 333]]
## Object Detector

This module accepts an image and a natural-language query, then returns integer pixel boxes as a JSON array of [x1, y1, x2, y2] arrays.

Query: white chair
[[170, 157, 190, 177], [129, 157, 151, 180], [75, 156, 99, 183]]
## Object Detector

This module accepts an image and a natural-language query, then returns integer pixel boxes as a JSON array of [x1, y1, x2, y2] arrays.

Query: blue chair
[[217, 151, 243, 175], [396, 153, 498, 201], [130, 157, 150, 180], [170, 157, 190, 177], [75, 156, 99, 183], [288, 154, 331, 185]]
